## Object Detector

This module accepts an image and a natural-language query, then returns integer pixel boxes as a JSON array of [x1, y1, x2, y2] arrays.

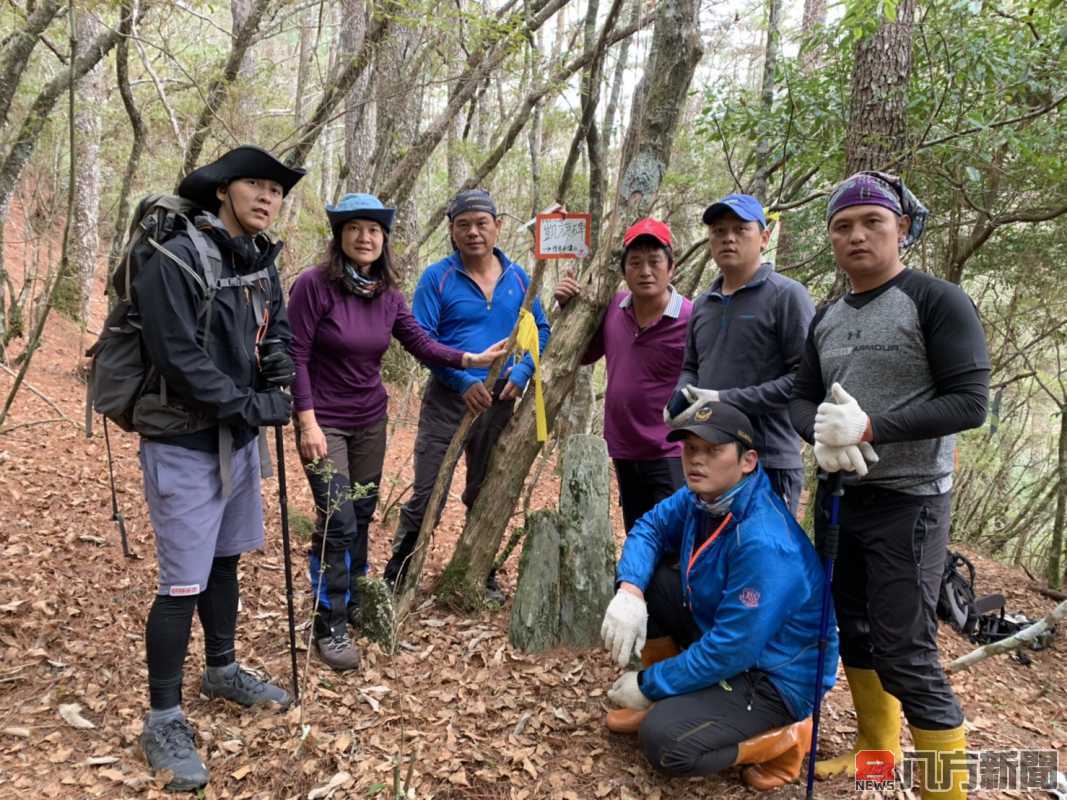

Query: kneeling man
[[601, 401, 837, 790]]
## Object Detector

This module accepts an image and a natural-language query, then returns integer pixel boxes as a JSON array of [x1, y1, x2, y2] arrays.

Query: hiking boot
[[199, 664, 290, 709], [484, 570, 506, 604], [139, 717, 209, 792], [314, 631, 362, 671], [347, 601, 361, 629]]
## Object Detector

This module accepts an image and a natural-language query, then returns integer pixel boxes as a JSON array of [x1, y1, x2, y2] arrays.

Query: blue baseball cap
[[702, 193, 766, 227], [325, 193, 395, 233]]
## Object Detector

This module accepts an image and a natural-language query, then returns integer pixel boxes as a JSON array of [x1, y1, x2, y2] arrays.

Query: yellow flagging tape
[[515, 308, 547, 442]]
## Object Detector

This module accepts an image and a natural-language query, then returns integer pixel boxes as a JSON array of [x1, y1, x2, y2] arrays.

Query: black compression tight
[[145, 554, 241, 710], [198, 554, 240, 669]]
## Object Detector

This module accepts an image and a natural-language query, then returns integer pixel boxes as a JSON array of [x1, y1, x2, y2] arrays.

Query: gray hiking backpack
[[85, 194, 272, 437]]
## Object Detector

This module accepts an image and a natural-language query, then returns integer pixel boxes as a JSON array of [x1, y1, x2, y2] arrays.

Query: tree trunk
[[438, 0, 702, 607], [843, 0, 916, 174], [799, 0, 827, 69], [750, 0, 782, 202], [376, 0, 567, 207], [342, 0, 375, 193], [229, 0, 256, 135], [54, 11, 105, 325], [416, 10, 647, 249], [601, 0, 639, 151], [106, 1, 148, 280], [282, 3, 391, 170], [507, 510, 562, 651], [0, 4, 138, 353], [829, 0, 915, 296], [0, 0, 64, 130], [179, 0, 272, 178], [1048, 408, 1067, 590]]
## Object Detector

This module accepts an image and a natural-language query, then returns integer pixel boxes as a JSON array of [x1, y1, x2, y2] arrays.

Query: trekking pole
[[274, 424, 300, 705], [102, 417, 136, 559], [805, 470, 845, 800]]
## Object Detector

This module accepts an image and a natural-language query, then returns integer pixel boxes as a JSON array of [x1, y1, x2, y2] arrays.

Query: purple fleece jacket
[[288, 266, 465, 429]]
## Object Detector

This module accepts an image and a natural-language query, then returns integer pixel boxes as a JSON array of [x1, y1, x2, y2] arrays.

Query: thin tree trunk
[[56, 10, 106, 327], [376, 0, 567, 207], [601, 0, 638, 151], [342, 0, 375, 192], [417, 10, 647, 248], [0, 3, 140, 354], [0, 0, 64, 130], [1048, 408, 1067, 590], [945, 598, 1067, 673], [282, 2, 391, 169], [750, 0, 782, 202], [438, 0, 703, 608], [106, 0, 148, 282], [179, 0, 272, 177]]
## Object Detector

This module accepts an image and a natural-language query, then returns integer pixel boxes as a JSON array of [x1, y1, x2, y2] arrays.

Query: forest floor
[[0, 212, 1065, 799]]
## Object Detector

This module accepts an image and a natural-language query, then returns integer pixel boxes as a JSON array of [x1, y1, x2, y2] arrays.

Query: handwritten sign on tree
[[534, 212, 592, 259]]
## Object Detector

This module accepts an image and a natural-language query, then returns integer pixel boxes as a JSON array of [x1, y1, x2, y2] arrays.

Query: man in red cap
[[555, 218, 692, 530]]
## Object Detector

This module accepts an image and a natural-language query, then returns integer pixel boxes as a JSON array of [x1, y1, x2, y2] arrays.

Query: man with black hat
[[554, 217, 692, 531], [790, 172, 989, 800], [666, 194, 814, 514], [599, 400, 836, 790], [132, 145, 304, 791], [382, 189, 550, 599]]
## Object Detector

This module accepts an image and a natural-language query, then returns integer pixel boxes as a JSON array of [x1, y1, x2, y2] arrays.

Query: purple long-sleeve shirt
[[582, 288, 692, 460], [288, 266, 465, 429]]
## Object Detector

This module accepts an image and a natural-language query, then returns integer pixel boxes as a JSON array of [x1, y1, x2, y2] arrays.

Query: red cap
[[623, 217, 672, 248]]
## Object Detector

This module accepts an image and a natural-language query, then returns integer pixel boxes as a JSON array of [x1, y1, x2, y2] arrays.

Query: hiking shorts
[[140, 439, 264, 597]]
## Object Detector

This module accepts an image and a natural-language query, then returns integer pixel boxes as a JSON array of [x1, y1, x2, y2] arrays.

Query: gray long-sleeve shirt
[[677, 263, 815, 469]]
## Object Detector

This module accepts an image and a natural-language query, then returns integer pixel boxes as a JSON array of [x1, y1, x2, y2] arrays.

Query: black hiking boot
[[139, 717, 209, 792]]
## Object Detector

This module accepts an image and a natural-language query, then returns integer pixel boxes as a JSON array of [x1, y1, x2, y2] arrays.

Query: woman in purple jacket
[[289, 193, 504, 670]]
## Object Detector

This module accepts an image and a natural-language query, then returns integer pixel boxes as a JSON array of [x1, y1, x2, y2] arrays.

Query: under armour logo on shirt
[[847, 329, 862, 340]]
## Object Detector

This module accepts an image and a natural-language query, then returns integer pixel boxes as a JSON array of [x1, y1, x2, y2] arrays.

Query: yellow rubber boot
[[815, 667, 902, 779], [909, 723, 968, 800]]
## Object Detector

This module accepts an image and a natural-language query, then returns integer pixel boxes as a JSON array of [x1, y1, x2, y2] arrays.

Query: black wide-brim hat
[[177, 145, 306, 214]]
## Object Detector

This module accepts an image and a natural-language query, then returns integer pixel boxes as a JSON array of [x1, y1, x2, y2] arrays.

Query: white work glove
[[814, 441, 879, 477], [814, 382, 870, 447], [600, 589, 648, 667], [663, 385, 720, 425], [607, 671, 652, 711]]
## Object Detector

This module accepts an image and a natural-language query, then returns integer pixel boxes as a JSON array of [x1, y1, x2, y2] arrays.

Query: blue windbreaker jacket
[[616, 466, 837, 719], [412, 248, 551, 394]]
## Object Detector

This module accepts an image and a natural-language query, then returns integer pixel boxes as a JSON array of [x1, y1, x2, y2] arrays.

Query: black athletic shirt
[[789, 269, 990, 495]]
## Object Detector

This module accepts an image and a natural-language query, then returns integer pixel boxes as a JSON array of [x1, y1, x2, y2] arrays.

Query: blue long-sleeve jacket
[[616, 466, 837, 720], [411, 248, 551, 394]]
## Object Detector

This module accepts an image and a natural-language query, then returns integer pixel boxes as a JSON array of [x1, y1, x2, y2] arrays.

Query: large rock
[[557, 434, 616, 647], [507, 510, 562, 652], [507, 435, 617, 652]]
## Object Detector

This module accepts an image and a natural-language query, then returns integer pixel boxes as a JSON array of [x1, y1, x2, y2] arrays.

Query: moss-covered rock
[[355, 576, 396, 651], [508, 510, 562, 651]]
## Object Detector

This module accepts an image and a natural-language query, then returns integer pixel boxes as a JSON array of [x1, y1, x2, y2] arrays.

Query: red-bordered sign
[[534, 212, 592, 259]]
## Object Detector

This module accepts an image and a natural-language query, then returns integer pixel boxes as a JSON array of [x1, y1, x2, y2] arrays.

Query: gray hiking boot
[[314, 631, 362, 671], [139, 717, 209, 792], [199, 664, 290, 709]]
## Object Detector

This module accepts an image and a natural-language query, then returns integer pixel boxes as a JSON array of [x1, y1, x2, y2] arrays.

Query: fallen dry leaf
[[57, 703, 95, 730]]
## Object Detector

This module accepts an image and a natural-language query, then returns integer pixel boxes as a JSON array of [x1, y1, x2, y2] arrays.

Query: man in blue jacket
[[383, 189, 550, 598], [601, 400, 836, 789]]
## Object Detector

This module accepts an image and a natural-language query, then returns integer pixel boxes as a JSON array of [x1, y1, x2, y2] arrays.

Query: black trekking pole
[[805, 470, 845, 800], [102, 418, 137, 559], [274, 423, 300, 705]]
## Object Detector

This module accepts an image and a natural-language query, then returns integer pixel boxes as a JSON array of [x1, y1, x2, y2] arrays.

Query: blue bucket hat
[[325, 193, 396, 234], [702, 193, 767, 228]]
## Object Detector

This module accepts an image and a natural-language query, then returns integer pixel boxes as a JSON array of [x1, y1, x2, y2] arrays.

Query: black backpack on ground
[[937, 549, 1056, 665]]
